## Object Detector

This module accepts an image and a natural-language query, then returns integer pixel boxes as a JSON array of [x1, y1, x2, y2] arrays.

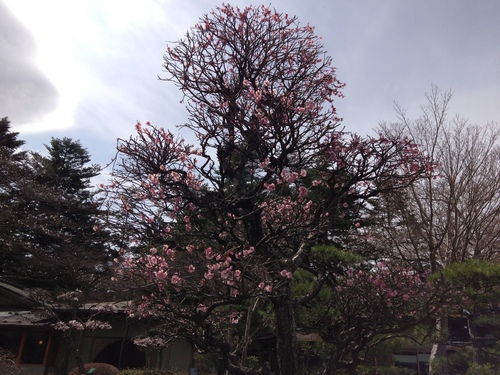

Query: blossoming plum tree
[[294, 257, 444, 373], [105, 5, 431, 374]]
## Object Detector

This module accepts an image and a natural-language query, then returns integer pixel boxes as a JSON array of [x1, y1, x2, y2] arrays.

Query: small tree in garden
[[105, 5, 431, 374], [294, 252, 445, 373], [33, 289, 113, 375]]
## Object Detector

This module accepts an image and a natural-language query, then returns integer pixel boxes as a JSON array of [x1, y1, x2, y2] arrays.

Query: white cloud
[[0, 0, 59, 125], [2, 0, 198, 134], [2, 0, 499, 165]]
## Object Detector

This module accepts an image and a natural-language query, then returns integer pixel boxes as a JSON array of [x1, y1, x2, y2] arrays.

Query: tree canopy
[[105, 5, 432, 374], [0, 131, 111, 291]]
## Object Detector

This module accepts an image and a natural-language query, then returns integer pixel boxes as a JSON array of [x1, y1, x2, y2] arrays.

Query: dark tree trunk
[[56, 336, 73, 375], [74, 330, 86, 375], [271, 284, 297, 375]]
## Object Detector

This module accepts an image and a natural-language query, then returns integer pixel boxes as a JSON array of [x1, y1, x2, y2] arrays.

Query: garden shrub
[[120, 369, 188, 375], [465, 363, 495, 375], [0, 348, 26, 375], [119, 370, 141, 375], [430, 351, 470, 375], [68, 363, 120, 375]]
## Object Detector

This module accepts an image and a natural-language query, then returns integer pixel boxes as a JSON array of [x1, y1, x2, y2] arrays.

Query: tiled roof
[[0, 310, 46, 326]]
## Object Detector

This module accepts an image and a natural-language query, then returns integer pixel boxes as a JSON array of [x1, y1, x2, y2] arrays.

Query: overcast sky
[[2, 0, 499, 170]]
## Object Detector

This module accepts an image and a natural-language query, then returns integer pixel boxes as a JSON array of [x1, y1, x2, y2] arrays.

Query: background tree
[[0, 117, 26, 241], [105, 5, 430, 374], [370, 86, 500, 373], [0, 116, 33, 281], [0, 134, 112, 291], [24, 137, 110, 289], [1, 122, 115, 374], [34, 137, 100, 196], [0, 117, 24, 159]]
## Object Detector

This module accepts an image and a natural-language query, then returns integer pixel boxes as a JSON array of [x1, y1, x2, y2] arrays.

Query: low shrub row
[[120, 370, 188, 375], [67, 364, 189, 375]]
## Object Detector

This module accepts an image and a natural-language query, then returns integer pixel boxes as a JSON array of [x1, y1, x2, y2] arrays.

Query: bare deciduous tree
[[373, 85, 500, 373]]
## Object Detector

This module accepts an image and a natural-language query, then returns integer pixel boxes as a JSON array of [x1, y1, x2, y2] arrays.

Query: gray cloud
[[0, 0, 59, 124]]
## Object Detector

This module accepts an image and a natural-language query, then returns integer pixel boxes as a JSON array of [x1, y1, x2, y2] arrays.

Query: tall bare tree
[[373, 85, 500, 373]]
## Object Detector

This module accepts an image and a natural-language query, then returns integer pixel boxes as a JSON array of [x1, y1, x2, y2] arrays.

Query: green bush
[[120, 369, 188, 375], [431, 351, 470, 375], [357, 365, 416, 375], [465, 363, 495, 375], [119, 370, 141, 375], [68, 363, 120, 375]]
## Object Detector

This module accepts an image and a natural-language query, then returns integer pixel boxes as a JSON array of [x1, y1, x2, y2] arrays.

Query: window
[[394, 351, 430, 375], [448, 317, 469, 343]]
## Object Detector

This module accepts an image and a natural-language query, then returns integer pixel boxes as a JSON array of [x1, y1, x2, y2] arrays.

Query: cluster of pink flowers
[[54, 319, 111, 331], [134, 336, 167, 349], [333, 262, 434, 319], [259, 197, 314, 230]]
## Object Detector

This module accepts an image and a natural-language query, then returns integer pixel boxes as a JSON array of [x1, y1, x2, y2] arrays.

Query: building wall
[[1, 320, 194, 375], [67, 319, 194, 373]]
